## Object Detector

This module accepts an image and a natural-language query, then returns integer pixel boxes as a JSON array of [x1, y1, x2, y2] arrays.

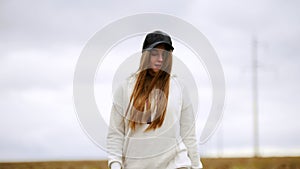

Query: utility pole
[[252, 36, 260, 157], [217, 123, 223, 158]]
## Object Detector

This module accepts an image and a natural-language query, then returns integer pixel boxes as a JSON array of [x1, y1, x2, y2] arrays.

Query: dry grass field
[[0, 157, 299, 169]]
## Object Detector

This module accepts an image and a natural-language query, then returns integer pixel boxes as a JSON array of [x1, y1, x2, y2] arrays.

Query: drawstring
[[146, 99, 152, 124], [146, 96, 158, 124]]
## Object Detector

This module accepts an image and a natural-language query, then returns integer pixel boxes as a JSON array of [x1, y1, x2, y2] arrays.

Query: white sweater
[[106, 74, 203, 169]]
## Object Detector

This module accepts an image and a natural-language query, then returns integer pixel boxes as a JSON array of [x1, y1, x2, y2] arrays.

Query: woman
[[107, 31, 203, 169]]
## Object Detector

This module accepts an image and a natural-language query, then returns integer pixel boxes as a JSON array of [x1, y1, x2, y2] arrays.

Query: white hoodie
[[107, 74, 203, 169]]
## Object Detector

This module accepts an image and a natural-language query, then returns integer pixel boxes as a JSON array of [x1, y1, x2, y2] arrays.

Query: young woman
[[107, 31, 203, 169]]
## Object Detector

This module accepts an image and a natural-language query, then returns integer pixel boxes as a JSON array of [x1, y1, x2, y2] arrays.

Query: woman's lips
[[154, 64, 162, 69]]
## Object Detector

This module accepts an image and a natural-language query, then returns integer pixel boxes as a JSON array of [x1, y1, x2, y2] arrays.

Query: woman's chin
[[152, 68, 160, 73]]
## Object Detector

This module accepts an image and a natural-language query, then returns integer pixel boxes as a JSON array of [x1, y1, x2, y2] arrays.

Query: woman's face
[[149, 44, 170, 72]]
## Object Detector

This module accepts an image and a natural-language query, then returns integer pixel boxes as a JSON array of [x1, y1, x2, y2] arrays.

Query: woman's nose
[[158, 53, 163, 61]]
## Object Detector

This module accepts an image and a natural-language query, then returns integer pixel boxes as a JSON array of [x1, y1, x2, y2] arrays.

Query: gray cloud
[[0, 0, 299, 161]]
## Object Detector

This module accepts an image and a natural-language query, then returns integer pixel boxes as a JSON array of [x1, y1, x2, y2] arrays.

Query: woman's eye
[[151, 52, 158, 56]]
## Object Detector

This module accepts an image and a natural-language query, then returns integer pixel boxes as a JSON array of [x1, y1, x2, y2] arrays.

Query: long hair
[[125, 49, 172, 131]]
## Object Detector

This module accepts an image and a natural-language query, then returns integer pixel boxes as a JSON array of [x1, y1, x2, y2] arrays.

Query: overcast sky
[[1, 0, 300, 161]]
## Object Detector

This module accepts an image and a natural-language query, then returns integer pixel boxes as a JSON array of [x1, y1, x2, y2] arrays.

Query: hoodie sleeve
[[106, 84, 125, 169], [180, 83, 203, 169]]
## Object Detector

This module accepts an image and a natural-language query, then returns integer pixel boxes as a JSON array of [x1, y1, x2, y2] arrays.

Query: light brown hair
[[126, 49, 172, 131]]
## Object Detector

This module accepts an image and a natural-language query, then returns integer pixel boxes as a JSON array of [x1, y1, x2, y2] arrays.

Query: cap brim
[[145, 41, 174, 51]]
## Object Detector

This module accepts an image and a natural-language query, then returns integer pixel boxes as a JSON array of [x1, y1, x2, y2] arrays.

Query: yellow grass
[[0, 157, 299, 169]]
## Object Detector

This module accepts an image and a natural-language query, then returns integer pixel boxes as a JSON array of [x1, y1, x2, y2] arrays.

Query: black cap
[[142, 30, 174, 52]]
